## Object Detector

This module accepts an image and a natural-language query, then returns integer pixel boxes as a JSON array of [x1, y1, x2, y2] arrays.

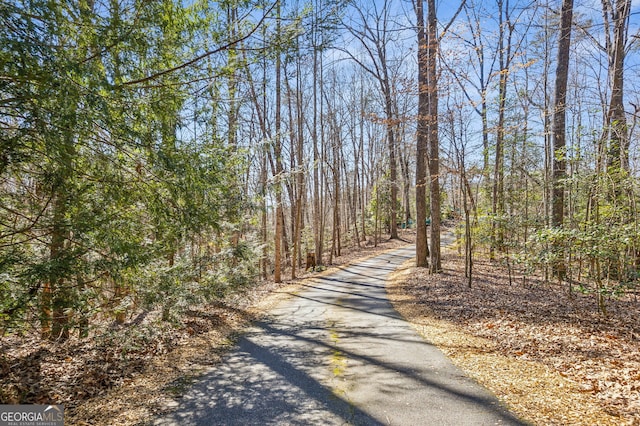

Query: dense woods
[[1, 0, 639, 372]]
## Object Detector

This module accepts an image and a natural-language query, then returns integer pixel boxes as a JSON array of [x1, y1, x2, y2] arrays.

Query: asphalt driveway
[[155, 245, 526, 425]]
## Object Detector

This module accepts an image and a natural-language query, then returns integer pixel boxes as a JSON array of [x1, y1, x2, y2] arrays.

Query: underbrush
[[390, 248, 640, 424]]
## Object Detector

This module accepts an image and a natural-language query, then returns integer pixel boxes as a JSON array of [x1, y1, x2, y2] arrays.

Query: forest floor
[[3, 229, 639, 425], [389, 241, 640, 426], [0, 233, 412, 425]]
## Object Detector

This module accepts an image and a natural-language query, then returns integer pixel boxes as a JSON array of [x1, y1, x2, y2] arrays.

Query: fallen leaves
[[389, 247, 640, 425], [1, 231, 415, 425]]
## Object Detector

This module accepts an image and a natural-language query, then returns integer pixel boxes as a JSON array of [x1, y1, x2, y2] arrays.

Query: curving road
[[155, 245, 526, 425]]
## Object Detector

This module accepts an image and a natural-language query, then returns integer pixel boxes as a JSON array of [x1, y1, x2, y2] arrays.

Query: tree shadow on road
[[155, 247, 529, 426], [156, 315, 528, 426]]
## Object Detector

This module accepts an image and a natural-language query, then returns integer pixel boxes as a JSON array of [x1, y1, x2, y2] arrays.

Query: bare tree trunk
[[274, 0, 283, 283], [426, 0, 442, 273], [460, 153, 473, 287], [491, 0, 512, 260], [415, 0, 429, 268], [312, 46, 323, 266], [551, 0, 574, 279], [261, 147, 268, 280], [602, 0, 631, 172], [359, 80, 367, 242], [291, 48, 304, 279], [226, 4, 239, 149], [49, 188, 70, 340], [334, 138, 342, 258], [238, 42, 270, 279], [386, 97, 399, 240], [400, 150, 411, 227], [342, 1, 400, 239]]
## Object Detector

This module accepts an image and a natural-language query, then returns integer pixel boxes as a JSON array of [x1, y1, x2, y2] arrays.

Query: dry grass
[[388, 246, 640, 426]]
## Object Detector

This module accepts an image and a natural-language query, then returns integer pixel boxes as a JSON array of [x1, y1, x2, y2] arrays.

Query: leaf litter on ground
[[388, 242, 640, 426], [0, 233, 412, 425], [6, 229, 637, 425]]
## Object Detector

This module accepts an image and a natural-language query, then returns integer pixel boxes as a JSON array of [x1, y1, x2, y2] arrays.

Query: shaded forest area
[[1, 0, 640, 418], [390, 246, 640, 424]]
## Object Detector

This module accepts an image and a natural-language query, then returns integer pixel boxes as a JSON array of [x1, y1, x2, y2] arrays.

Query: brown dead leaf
[[388, 244, 640, 425], [0, 230, 417, 425]]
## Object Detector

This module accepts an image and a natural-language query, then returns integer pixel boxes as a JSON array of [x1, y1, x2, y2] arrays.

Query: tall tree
[[1, 0, 267, 337], [601, 0, 632, 173], [274, 0, 284, 283], [491, 0, 512, 258], [415, 0, 430, 268], [551, 0, 574, 279], [342, 0, 401, 239], [425, 0, 442, 272], [415, 0, 465, 271]]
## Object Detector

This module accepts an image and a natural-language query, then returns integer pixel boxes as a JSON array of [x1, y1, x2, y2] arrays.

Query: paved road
[[155, 246, 526, 425]]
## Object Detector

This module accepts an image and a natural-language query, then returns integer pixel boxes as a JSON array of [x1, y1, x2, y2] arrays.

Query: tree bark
[[415, 0, 429, 268], [491, 0, 512, 259], [603, 0, 631, 172], [274, 0, 283, 283], [427, 0, 441, 273], [551, 0, 574, 278]]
